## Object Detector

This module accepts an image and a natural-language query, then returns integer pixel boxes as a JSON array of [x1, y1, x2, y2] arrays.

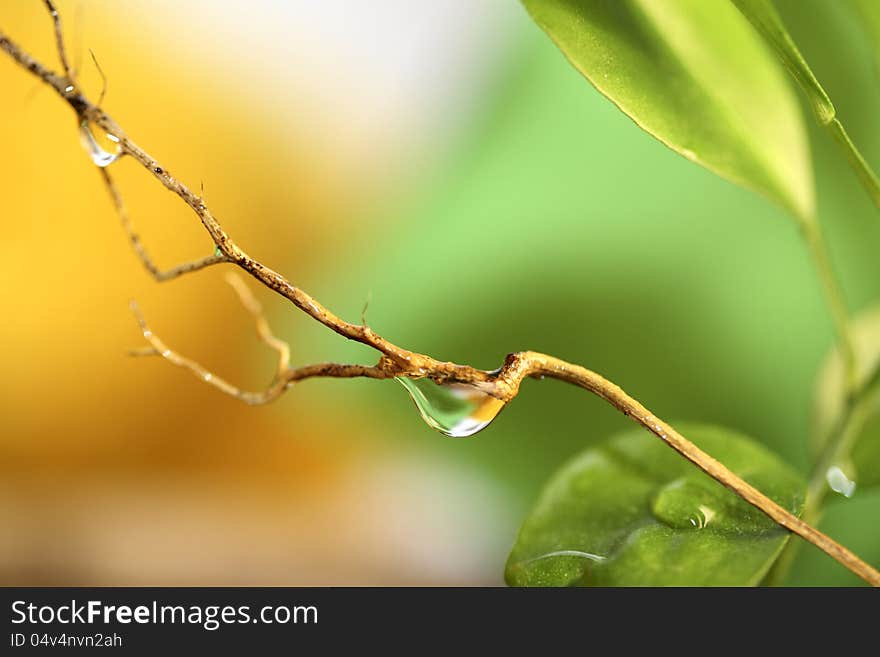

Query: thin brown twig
[[224, 272, 291, 374], [99, 168, 228, 281], [129, 278, 386, 405], [361, 289, 372, 327], [44, 0, 73, 83], [1, 6, 878, 586]]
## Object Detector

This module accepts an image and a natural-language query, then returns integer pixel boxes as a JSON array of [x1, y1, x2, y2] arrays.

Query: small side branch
[[129, 276, 388, 405], [44, 0, 73, 82], [225, 273, 290, 374], [100, 169, 228, 282]]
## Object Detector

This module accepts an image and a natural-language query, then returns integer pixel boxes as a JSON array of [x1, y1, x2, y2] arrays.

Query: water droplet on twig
[[79, 120, 120, 167], [396, 377, 505, 438]]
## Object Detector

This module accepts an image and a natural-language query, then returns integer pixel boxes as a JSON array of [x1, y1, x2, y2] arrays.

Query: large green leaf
[[506, 424, 805, 586], [813, 306, 880, 491], [521, 0, 814, 222]]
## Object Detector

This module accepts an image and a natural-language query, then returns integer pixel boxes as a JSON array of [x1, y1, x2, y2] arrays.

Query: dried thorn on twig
[[361, 290, 372, 327], [88, 49, 106, 107]]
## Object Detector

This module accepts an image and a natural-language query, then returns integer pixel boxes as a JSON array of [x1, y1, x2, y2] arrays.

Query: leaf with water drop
[[506, 423, 805, 586], [521, 0, 814, 223], [396, 377, 506, 438], [813, 305, 880, 492]]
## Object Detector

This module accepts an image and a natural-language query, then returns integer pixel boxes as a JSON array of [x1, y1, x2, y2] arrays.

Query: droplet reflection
[[396, 377, 505, 438], [651, 478, 719, 530], [79, 120, 120, 167]]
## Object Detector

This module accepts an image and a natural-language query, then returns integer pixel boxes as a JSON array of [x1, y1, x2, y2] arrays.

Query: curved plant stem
[[2, 7, 879, 586], [801, 218, 859, 395], [733, 0, 876, 584], [731, 0, 875, 584], [827, 118, 880, 211]]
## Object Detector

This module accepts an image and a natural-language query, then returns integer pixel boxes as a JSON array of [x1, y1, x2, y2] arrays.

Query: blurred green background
[[298, 0, 880, 585], [2, 0, 878, 585]]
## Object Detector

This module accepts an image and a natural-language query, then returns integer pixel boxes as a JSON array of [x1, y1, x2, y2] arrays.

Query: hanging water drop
[[396, 377, 505, 438], [79, 119, 121, 167], [651, 478, 720, 530], [826, 465, 856, 498]]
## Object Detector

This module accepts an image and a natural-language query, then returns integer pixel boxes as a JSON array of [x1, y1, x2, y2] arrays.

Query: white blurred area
[[0, 454, 516, 585], [142, 0, 521, 176]]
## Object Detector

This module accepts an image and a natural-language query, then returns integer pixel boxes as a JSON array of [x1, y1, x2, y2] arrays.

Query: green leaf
[[730, 0, 835, 123], [732, 0, 880, 210], [521, 0, 815, 222], [505, 423, 805, 586], [813, 306, 880, 490]]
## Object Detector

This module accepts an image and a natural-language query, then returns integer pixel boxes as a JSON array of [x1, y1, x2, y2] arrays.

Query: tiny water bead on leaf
[[650, 478, 723, 530], [506, 424, 806, 586], [79, 119, 120, 167], [396, 377, 506, 438]]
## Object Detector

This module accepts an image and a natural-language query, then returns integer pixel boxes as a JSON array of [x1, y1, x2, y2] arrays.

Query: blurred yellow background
[[2, 0, 880, 586], [1, 0, 517, 585]]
